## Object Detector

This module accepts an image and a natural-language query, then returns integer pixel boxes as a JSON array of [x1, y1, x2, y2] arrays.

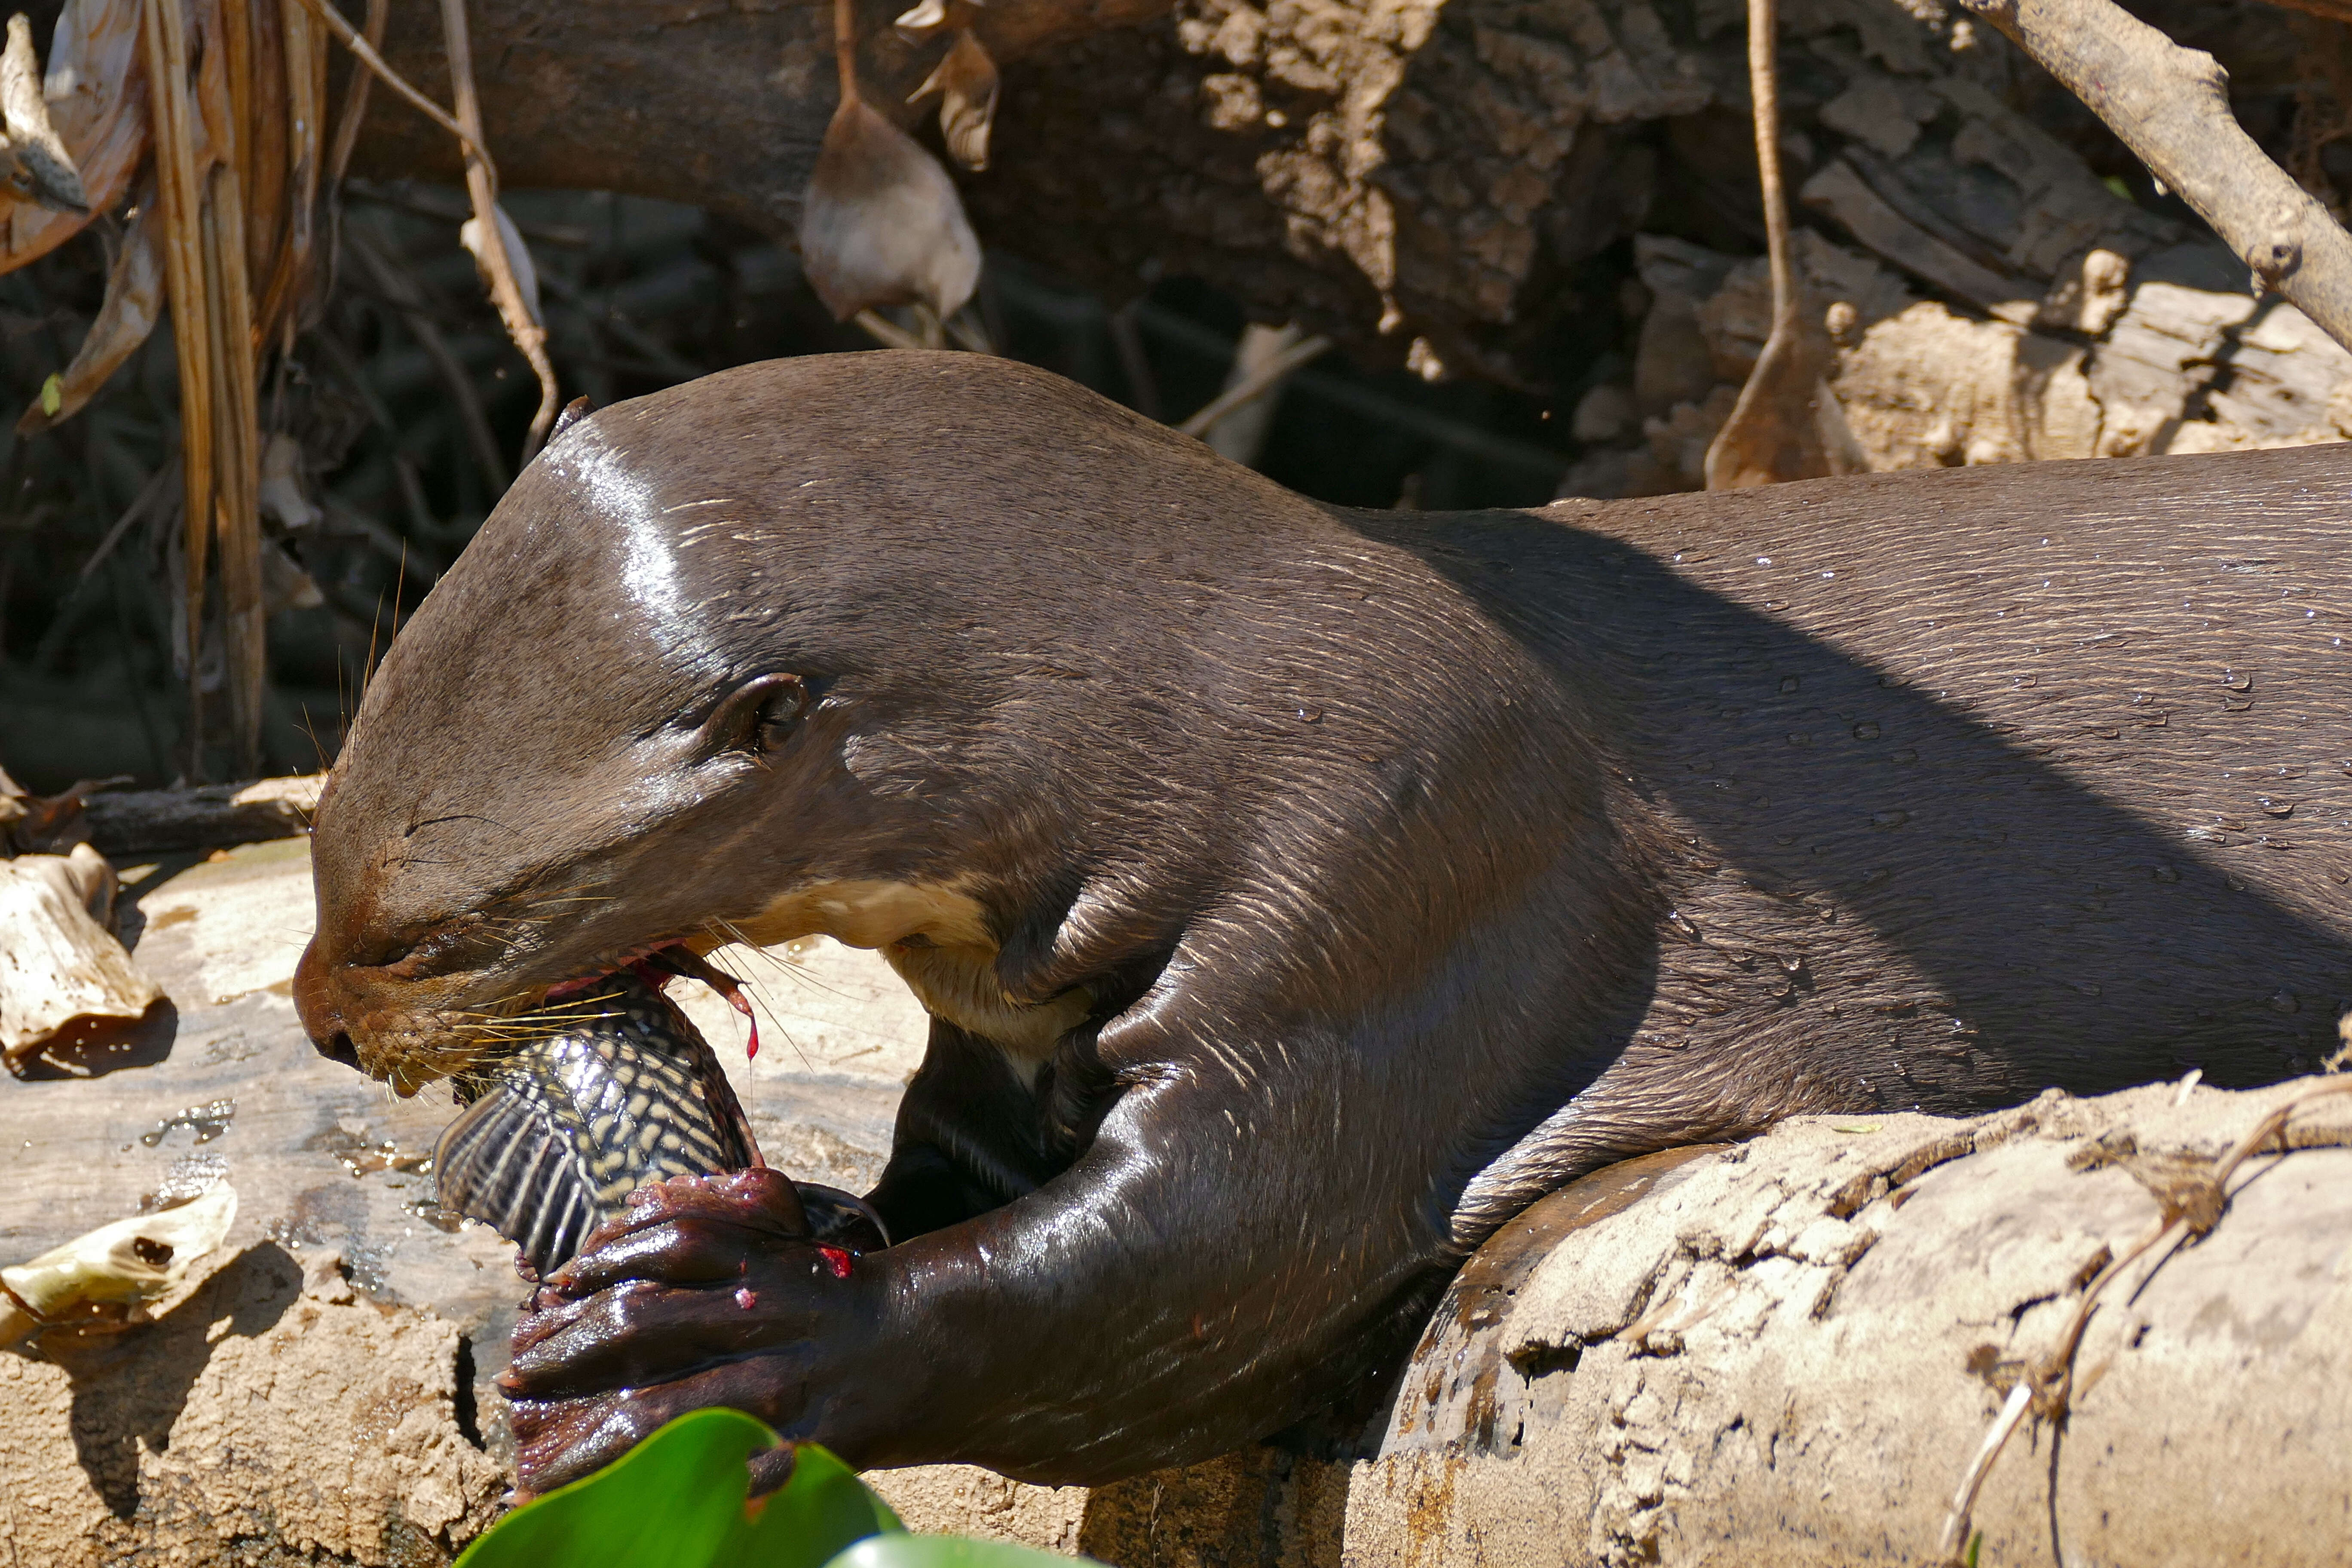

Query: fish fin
[[435, 1082, 602, 1275]]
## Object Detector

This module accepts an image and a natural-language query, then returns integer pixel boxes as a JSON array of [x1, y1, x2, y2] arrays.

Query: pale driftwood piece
[[1958, 0, 2352, 354], [0, 844, 163, 1073], [80, 774, 324, 857]]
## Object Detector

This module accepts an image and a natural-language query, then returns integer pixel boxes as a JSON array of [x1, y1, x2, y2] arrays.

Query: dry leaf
[[909, 28, 998, 172], [16, 196, 157, 434], [460, 200, 541, 328], [893, 0, 949, 45], [1, 0, 145, 274], [1, 12, 87, 211], [799, 95, 980, 321], [261, 536, 322, 614], [257, 429, 319, 531], [0, 842, 163, 1074]]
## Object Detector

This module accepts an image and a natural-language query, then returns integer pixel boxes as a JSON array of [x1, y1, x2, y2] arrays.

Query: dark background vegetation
[[0, 0, 2331, 793]]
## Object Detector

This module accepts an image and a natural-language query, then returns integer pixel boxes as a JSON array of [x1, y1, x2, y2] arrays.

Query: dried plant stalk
[[3, 12, 89, 211], [15, 198, 162, 434], [261, 0, 328, 343], [0, 0, 151, 274], [200, 159, 266, 779], [1703, 0, 1859, 488], [141, 0, 216, 762]]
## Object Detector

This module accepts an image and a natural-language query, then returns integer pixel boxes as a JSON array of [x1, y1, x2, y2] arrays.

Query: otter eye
[[753, 677, 812, 751], [704, 672, 821, 760]]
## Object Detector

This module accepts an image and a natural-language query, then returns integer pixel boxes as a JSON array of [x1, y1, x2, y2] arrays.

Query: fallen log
[[1356, 1073, 2352, 1567], [80, 773, 324, 857]]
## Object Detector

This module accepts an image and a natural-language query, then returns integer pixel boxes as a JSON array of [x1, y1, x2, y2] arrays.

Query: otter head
[[293, 354, 1259, 1093]]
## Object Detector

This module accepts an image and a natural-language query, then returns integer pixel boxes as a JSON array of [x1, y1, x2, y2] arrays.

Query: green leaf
[[454, 1410, 898, 1568], [39, 375, 62, 417], [724, 1441, 903, 1568], [825, 1534, 1093, 1568]]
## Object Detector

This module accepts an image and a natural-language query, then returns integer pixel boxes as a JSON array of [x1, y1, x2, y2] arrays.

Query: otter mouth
[[369, 939, 761, 1098]]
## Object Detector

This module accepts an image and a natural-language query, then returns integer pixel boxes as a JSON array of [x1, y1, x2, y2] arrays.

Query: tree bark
[[340, 0, 2338, 401]]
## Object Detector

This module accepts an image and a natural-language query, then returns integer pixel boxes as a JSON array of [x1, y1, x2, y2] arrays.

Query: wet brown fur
[[294, 353, 2352, 1485]]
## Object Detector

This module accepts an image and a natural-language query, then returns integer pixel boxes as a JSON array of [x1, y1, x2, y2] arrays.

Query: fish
[[433, 970, 763, 1276], [433, 964, 892, 1276]]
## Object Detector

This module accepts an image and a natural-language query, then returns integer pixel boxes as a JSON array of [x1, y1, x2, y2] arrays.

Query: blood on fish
[[818, 1246, 853, 1279]]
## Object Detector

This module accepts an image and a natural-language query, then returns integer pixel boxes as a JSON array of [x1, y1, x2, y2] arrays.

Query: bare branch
[[1959, 0, 2352, 355]]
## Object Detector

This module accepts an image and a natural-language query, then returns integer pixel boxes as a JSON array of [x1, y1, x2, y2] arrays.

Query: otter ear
[[702, 674, 817, 759]]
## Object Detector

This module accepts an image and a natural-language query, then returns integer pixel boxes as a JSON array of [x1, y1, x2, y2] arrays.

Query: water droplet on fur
[[1853, 721, 1880, 740]]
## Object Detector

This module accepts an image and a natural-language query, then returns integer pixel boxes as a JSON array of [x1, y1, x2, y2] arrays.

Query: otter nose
[[293, 937, 364, 1073]]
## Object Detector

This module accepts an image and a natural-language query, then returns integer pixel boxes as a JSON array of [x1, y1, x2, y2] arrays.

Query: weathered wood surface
[[1359, 1080, 2352, 1565], [0, 833, 931, 1565], [3, 830, 2345, 1565], [1563, 224, 2352, 497]]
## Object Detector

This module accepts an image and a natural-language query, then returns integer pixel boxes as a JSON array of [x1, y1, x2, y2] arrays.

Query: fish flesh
[[434, 971, 762, 1275]]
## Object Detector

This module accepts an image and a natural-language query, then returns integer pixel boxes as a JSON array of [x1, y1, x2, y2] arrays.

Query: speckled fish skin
[[434, 972, 760, 1275]]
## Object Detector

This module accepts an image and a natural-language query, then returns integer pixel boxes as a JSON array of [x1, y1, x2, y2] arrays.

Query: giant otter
[[293, 353, 2352, 1491]]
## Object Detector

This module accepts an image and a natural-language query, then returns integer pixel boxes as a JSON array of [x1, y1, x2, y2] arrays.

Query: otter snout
[[292, 940, 363, 1070]]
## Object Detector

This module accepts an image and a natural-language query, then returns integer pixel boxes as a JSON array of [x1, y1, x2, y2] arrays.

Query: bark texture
[[340, 0, 2340, 424]]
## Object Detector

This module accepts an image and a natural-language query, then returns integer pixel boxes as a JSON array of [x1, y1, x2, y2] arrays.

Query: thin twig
[[852, 308, 925, 350], [1957, 0, 2352, 355], [1751, 0, 1793, 352], [1933, 1075, 2352, 1561], [322, 0, 389, 187], [1177, 334, 1332, 439], [79, 460, 175, 583], [344, 227, 508, 494], [290, 0, 480, 159], [1109, 300, 1161, 421], [320, 0, 389, 312], [438, 0, 558, 464]]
